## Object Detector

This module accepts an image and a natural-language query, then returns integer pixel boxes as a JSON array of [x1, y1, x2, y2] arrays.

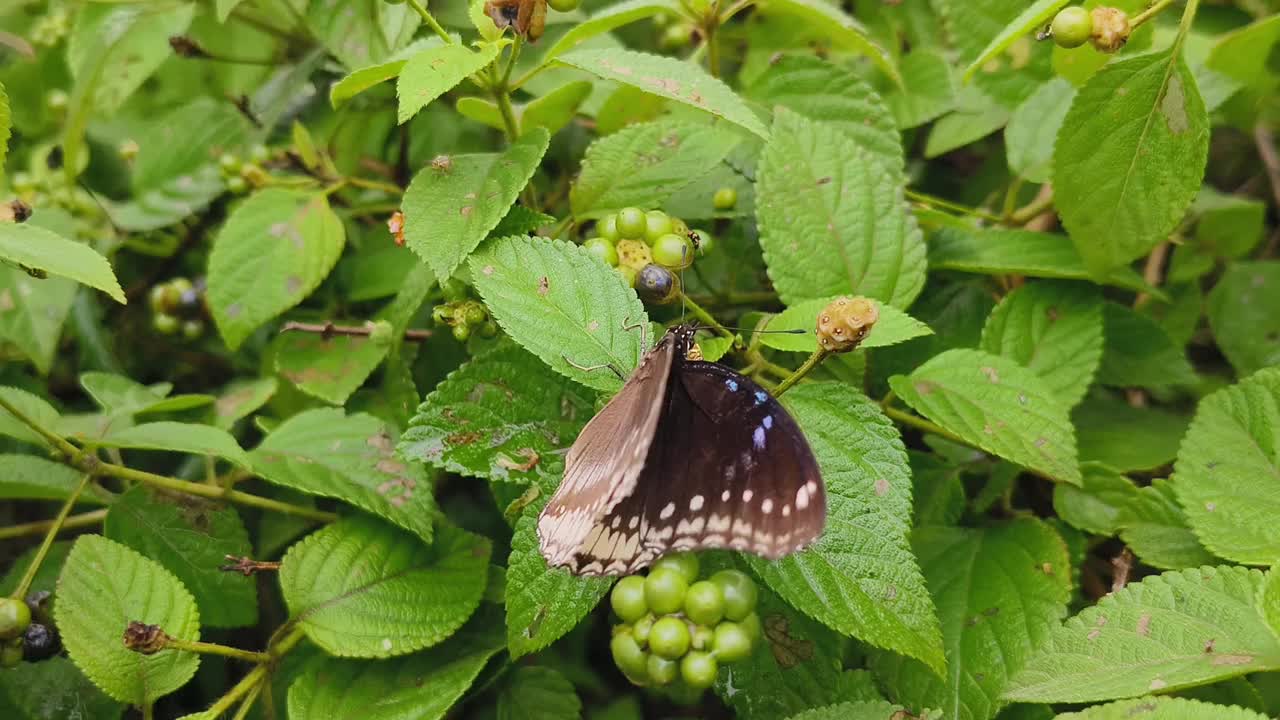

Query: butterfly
[[483, 0, 547, 42], [537, 324, 825, 576]]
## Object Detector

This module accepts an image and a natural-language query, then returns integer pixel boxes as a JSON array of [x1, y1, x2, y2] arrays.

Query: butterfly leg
[[562, 355, 625, 380]]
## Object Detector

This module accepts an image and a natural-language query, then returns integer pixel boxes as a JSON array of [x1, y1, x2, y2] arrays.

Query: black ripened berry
[[21, 623, 59, 661], [636, 264, 680, 305]]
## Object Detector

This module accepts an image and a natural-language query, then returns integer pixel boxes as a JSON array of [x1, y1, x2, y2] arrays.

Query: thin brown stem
[[280, 321, 433, 342], [1254, 123, 1280, 212]]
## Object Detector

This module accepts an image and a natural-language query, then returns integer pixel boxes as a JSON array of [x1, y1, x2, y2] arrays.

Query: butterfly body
[[538, 324, 826, 576]]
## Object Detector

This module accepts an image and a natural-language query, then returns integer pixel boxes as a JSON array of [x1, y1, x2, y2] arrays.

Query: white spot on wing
[[762, 499, 773, 514], [660, 502, 676, 520], [690, 495, 704, 511]]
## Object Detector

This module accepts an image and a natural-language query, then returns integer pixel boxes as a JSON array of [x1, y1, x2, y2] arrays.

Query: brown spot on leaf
[[914, 380, 938, 395], [874, 478, 889, 496], [1211, 653, 1256, 666], [226, 303, 243, 318], [981, 366, 999, 383], [538, 276, 549, 296], [446, 430, 483, 446], [496, 448, 540, 473], [482, 265, 495, 276], [763, 615, 813, 668], [286, 276, 302, 294], [0, 290, 12, 312]]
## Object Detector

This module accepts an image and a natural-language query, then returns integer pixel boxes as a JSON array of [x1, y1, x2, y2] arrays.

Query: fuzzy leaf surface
[[0, 223, 124, 303], [928, 228, 1154, 294], [397, 42, 501, 123], [1056, 697, 1271, 720], [98, 421, 251, 468]]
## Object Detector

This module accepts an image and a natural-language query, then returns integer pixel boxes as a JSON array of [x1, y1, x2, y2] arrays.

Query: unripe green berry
[[662, 23, 693, 49], [226, 175, 248, 194], [611, 575, 649, 623], [368, 320, 395, 346], [643, 210, 675, 244], [652, 233, 695, 270], [680, 650, 718, 689], [583, 237, 619, 267], [384, 0, 407, 4], [181, 320, 204, 341], [452, 323, 472, 342], [547, 0, 581, 11], [597, 214, 620, 241], [479, 320, 498, 338], [710, 570, 758, 621], [649, 616, 691, 659], [615, 207, 647, 240], [431, 305, 452, 325], [651, 552, 700, 584], [740, 612, 762, 643], [633, 613, 655, 646], [712, 186, 738, 211], [45, 89, 68, 113], [636, 264, 680, 305], [153, 313, 180, 335], [219, 153, 241, 174], [441, 278, 468, 303], [250, 144, 271, 164], [644, 568, 689, 615], [1050, 6, 1093, 48], [712, 621, 753, 662], [647, 654, 679, 685], [691, 625, 714, 651], [611, 630, 649, 679], [684, 581, 726, 626], [462, 302, 487, 327], [148, 284, 168, 313], [0, 599, 31, 641]]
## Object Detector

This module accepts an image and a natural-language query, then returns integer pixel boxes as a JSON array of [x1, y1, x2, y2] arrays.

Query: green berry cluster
[[0, 593, 60, 668], [148, 277, 206, 340], [218, 145, 272, 195], [609, 553, 761, 692], [582, 208, 716, 306], [29, 7, 71, 47], [431, 278, 497, 342]]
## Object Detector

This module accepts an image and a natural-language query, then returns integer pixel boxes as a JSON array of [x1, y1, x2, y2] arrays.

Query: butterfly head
[[666, 324, 701, 360]]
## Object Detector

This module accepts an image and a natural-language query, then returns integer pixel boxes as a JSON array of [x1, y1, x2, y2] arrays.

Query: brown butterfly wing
[[537, 335, 675, 570], [569, 361, 825, 575]]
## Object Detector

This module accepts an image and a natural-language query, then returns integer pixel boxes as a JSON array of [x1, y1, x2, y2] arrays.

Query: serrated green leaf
[[104, 486, 256, 628], [980, 281, 1103, 408], [556, 48, 769, 139], [0, 266, 76, 374], [400, 344, 594, 485], [1097, 303, 1197, 390], [1073, 391, 1189, 472], [522, 80, 593, 135], [1207, 262, 1280, 377], [65, 3, 195, 115], [211, 377, 278, 430], [1055, 49, 1210, 276], [1006, 566, 1280, 702], [1057, 696, 1271, 720], [570, 120, 741, 219], [96, 421, 251, 468], [492, 204, 556, 238], [962, 0, 1070, 82], [207, 189, 346, 349], [0, 386, 60, 448], [78, 372, 212, 417], [280, 516, 490, 657], [0, 80, 9, 183], [0, 454, 109, 505], [747, 55, 902, 170], [0, 224, 124, 304], [1005, 78, 1075, 184], [755, 0, 898, 85], [308, 0, 419, 71], [250, 408, 436, 543], [498, 666, 582, 720], [1052, 462, 1141, 536], [539, 0, 681, 66], [756, 107, 925, 308], [886, 49, 958, 129], [747, 383, 944, 674], [1118, 479, 1218, 570], [1171, 367, 1280, 566], [0, 657, 121, 720], [55, 535, 201, 705], [761, 296, 931, 353], [870, 520, 1070, 720], [397, 42, 500, 124], [889, 348, 1082, 485], [331, 37, 443, 107], [287, 605, 505, 720], [928, 227, 1157, 295], [506, 506, 612, 658], [783, 701, 920, 720], [470, 236, 649, 393], [403, 129, 549, 279], [1261, 565, 1280, 636]]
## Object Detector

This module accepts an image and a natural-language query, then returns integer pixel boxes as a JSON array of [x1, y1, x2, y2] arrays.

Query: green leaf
[[1054, 49, 1210, 276], [885, 49, 957, 130], [1005, 78, 1075, 184], [522, 80, 593, 135], [747, 55, 902, 170], [569, 120, 741, 219], [754, 0, 899, 85], [1171, 367, 1280, 566], [306, 0, 419, 72], [215, 0, 245, 22], [400, 344, 594, 485], [889, 349, 1082, 485], [783, 701, 921, 720], [55, 535, 201, 705], [0, 454, 109, 505], [1263, 565, 1280, 637], [0, 386, 60, 448], [1073, 391, 1189, 472], [207, 189, 346, 349], [1056, 696, 1272, 720], [506, 505, 612, 659], [1006, 566, 1280, 702], [556, 48, 769, 139], [211, 377, 278, 431], [97, 421, 251, 468], [962, 0, 1070, 82], [65, 2, 196, 115], [756, 107, 926, 308], [402, 128, 549, 280], [1052, 462, 1141, 536], [1206, 13, 1280, 91], [0, 266, 76, 374], [397, 42, 501, 124], [929, 227, 1156, 295], [0, 223, 124, 304], [470, 236, 649, 393], [747, 384, 944, 674], [287, 606, 505, 720], [79, 372, 212, 416], [280, 516, 490, 657], [1097, 303, 1197, 390], [331, 37, 443, 107], [0, 657, 122, 720], [538, 0, 680, 67], [0, 80, 9, 184], [492, 205, 556, 238], [924, 100, 1011, 158], [498, 666, 582, 720], [979, 281, 1104, 408], [870, 520, 1071, 720], [761, 297, 932, 353], [104, 486, 256, 628], [250, 408, 436, 543], [1207, 262, 1280, 377], [1118, 479, 1218, 571]]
